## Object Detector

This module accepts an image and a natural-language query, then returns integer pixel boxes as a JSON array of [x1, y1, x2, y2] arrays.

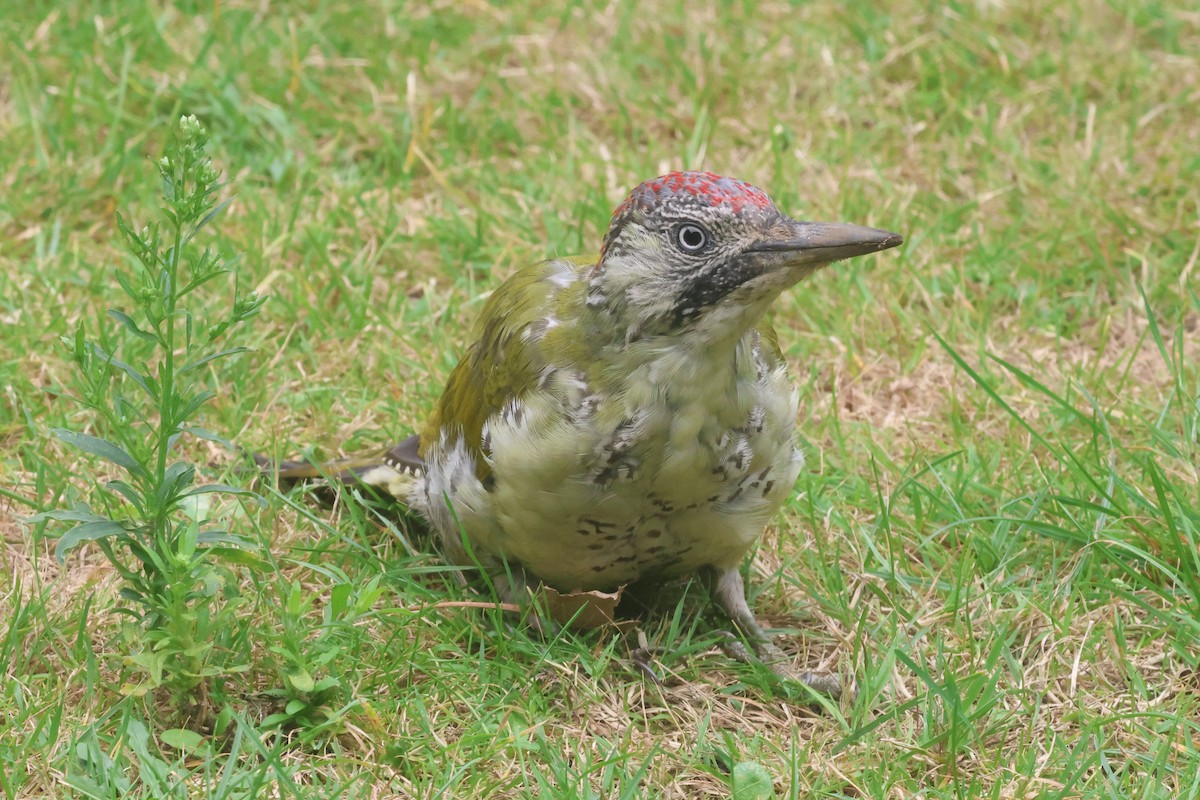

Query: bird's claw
[[631, 646, 664, 685], [791, 670, 848, 699], [716, 630, 850, 700], [716, 630, 757, 664]]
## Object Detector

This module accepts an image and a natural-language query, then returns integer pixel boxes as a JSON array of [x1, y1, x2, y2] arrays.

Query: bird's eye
[[675, 223, 710, 253]]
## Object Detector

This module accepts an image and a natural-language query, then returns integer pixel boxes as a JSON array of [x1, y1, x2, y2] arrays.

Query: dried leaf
[[539, 584, 625, 630]]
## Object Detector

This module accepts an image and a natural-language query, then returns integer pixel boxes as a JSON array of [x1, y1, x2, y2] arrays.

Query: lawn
[[1, 1, 1198, 797]]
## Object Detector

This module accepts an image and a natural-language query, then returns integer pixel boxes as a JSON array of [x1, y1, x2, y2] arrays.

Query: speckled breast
[[470, 351, 804, 591]]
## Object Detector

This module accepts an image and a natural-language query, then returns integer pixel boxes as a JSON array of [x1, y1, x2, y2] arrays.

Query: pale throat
[[589, 323, 771, 442], [587, 255, 784, 355]]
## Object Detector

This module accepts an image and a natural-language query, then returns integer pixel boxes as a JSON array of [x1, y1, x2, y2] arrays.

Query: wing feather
[[419, 257, 593, 479]]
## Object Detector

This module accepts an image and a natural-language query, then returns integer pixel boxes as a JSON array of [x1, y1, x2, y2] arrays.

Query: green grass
[[2, 0, 1198, 797]]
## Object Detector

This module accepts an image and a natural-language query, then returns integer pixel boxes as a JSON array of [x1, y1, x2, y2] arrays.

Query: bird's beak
[[748, 220, 903, 264]]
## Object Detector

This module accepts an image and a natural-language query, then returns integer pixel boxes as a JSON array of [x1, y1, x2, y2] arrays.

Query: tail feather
[[256, 434, 424, 505]]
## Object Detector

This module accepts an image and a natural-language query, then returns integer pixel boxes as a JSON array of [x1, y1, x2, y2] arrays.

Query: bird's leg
[[704, 565, 786, 660], [702, 565, 845, 699]]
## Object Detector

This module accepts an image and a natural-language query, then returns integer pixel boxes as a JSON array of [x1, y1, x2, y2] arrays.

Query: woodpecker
[[268, 171, 902, 696]]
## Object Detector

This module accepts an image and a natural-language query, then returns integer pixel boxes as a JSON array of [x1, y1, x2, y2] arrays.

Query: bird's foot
[[703, 567, 850, 700], [719, 633, 849, 700], [787, 669, 847, 699], [716, 630, 757, 663], [631, 645, 665, 685]]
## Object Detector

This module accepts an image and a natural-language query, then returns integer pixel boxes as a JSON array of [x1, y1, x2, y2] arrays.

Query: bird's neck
[[585, 259, 779, 352], [580, 306, 771, 420], [540, 256, 779, 407]]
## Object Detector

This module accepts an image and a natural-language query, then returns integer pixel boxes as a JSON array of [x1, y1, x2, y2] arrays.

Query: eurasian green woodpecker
[[269, 171, 901, 695]]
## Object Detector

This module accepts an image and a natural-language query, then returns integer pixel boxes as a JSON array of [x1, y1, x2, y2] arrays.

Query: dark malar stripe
[[670, 261, 763, 327]]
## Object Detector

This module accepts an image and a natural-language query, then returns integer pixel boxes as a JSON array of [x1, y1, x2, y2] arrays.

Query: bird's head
[[589, 171, 902, 342]]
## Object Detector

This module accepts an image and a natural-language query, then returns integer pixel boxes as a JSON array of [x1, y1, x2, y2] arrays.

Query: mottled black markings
[[571, 394, 601, 423], [593, 417, 641, 485], [710, 425, 757, 483], [500, 401, 525, 428], [741, 466, 771, 492], [671, 256, 763, 327]]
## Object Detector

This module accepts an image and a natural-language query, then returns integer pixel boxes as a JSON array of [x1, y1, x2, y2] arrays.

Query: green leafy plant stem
[[38, 115, 265, 715]]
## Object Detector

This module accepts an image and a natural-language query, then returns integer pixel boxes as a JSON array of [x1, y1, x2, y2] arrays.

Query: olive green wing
[[419, 256, 593, 481]]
